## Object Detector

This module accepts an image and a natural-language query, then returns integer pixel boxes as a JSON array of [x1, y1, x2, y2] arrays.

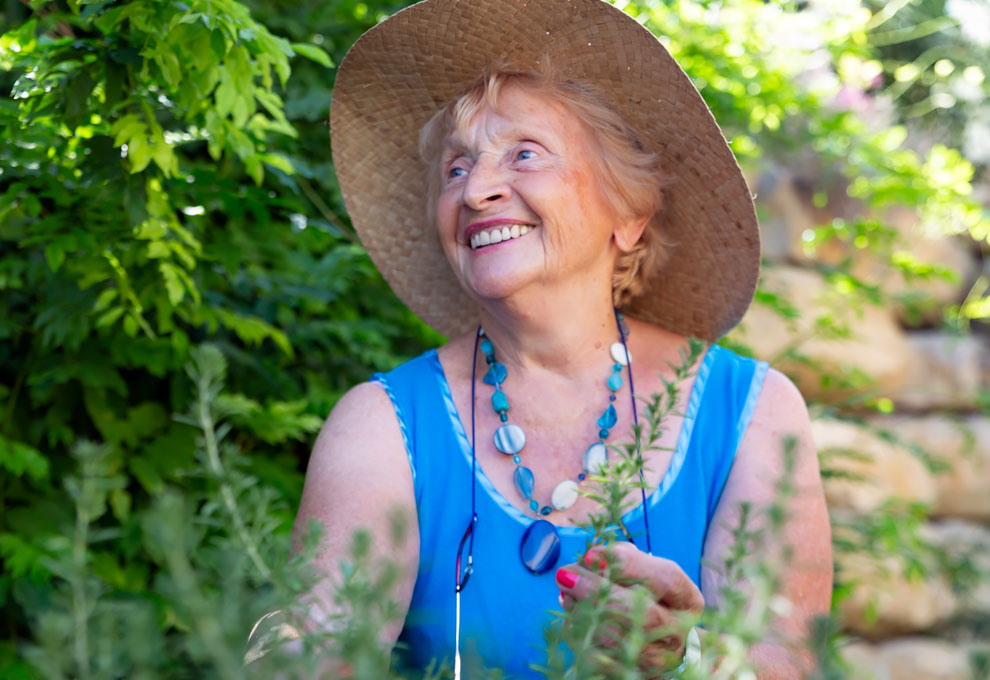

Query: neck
[[477, 280, 620, 378]]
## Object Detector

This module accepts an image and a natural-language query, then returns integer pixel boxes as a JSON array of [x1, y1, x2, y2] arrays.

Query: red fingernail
[[556, 568, 579, 589]]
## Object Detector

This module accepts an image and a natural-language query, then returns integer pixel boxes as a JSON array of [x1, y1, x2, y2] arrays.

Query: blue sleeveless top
[[372, 344, 767, 677]]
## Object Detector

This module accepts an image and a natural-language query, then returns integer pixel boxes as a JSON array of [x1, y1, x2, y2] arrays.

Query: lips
[[468, 223, 535, 250]]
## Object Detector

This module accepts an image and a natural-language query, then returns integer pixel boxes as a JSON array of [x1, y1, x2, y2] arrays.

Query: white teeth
[[469, 224, 535, 249]]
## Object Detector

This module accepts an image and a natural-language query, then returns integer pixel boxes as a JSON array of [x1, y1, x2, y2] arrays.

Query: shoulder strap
[[696, 345, 769, 523], [370, 350, 442, 502]]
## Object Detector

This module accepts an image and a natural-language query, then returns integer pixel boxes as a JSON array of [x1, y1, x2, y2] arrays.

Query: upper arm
[[701, 368, 832, 640], [292, 380, 419, 641]]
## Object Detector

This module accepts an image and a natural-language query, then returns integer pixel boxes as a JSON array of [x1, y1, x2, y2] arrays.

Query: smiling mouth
[[469, 224, 535, 250]]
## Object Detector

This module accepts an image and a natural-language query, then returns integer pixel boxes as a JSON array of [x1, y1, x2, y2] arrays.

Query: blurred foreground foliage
[[0, 0, 987, 677]]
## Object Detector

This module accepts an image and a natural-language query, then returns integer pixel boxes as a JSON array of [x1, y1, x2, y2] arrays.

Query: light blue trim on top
[[653, 344, 717, 500], [371, 372, 418, 497], [734, 360, 769, 454], [429, 345, 715, 537]]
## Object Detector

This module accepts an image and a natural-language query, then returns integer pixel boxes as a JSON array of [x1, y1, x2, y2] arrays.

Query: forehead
[[441, 83, 589, 155]]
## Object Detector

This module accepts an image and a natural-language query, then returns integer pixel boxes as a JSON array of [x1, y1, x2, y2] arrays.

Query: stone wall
[[727, 169, 990, 679]]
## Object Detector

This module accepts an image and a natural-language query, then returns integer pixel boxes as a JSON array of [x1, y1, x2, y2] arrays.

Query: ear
[[613, 215, 650, 253]]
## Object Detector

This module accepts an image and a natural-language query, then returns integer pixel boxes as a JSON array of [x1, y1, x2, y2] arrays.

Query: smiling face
[[433, 84, 644, 306]]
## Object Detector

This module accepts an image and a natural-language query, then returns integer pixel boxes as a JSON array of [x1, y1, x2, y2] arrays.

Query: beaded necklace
[[479, 311, 631, 517]]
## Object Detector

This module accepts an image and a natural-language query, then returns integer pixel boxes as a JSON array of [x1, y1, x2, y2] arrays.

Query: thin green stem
[[196, 375, 272, 580], [72, 486, 91, 679]]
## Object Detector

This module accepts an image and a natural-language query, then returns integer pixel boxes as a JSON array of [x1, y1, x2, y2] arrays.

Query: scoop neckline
[[429, 344, 717, 538]]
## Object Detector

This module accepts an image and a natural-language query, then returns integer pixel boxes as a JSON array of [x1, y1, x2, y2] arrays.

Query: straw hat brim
[[331, 0, 760, 341]]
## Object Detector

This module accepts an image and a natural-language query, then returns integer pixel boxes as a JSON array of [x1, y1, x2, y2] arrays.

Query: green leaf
[[96, 306, 125, 328], [92, 288, 118, 312], [160, 261, 185, 305], [129, 456, 164, 494], [44, 242, 66, 271], [0, 533, 50, 579], [260, 152, 294, 175], [290, 43, 334, 68], [0, 436, 49, 481]]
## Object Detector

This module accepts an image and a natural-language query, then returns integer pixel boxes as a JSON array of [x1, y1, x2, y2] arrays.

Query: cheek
[[434, 193, 459, 241]]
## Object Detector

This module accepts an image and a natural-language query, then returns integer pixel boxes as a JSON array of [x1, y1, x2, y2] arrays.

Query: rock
[[841, 641, 887, 679], [812, 419, 936, 513], [922, 520, 990, 614], [755, 172, 820, 262], [836, 552, 956, 637], [892, 332, 985, 411], [865, 415, 990, 520], [878, 637, 973, 680], [728, 266, 913, 402], [841, 638, 984, 680], [847, 208, 980, 327]]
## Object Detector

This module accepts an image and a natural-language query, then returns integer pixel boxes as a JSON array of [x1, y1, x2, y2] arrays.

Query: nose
[[462, 157, 511, 210]]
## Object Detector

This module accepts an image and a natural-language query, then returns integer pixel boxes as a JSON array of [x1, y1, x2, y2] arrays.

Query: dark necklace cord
[[457, 329, 482, 594], [616, 308, 651, 555]]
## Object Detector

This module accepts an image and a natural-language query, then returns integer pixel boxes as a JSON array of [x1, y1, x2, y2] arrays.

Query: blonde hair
[[419, 61, 671, 308]]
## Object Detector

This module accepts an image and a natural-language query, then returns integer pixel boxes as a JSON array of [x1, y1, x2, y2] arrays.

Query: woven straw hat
[[331, 0, 759, 341]]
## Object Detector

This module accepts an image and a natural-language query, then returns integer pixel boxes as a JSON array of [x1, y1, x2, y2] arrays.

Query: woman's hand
[[555, 541, 704, 675]]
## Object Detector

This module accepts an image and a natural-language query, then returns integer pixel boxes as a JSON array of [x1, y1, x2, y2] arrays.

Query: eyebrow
[[440, 138, 471, 164]]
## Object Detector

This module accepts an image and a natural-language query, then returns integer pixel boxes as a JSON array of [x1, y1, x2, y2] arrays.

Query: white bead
[[610, 342, 630, 366], [493, 423, 526, 455], [583, 442, 608, 474], [551, 480, 579, 511]]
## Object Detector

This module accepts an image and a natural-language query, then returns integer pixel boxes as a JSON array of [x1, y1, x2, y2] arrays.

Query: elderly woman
[[294, 0, 832, 676]]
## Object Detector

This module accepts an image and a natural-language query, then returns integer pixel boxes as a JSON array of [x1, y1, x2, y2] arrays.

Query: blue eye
[[516, 149, 536, 161], [447, 166, 467, 179]]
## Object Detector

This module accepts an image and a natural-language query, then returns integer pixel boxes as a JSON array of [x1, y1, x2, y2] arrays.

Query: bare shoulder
[[293, 380, 416, 558], [293, 380, 421, 643], [742, 367, 813, 459], [703, 365, 833, 631]]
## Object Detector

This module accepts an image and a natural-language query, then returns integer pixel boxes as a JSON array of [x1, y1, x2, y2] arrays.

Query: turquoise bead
[[608, 373, 623, 391], [529, 500, 539, 512], [598, 404, 617, 429], [540, 505, 552, 516], [599, 428, 609, 439], [500, 412, 508, 422], [480, 339, 493, 355], [483, 362, 507, 385], [613, 362, 622, 372], [514, 466, 535, 499], [492, 390, 509, 413], [513, 455, 521, 464]]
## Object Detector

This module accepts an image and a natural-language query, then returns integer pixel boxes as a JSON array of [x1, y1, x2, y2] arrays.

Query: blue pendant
[[597, 404, 617, 429], [513, 466, 535, 499], [520, 520, 560, 575], [493, 423, 526, 455], [483, 362, 507, 385]]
